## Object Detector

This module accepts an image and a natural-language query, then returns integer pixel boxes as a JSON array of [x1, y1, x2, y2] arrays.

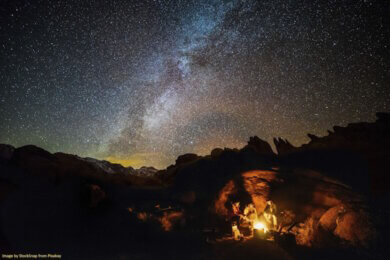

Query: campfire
[[253, 221, 267, 233], [229, 201, 277, 241]]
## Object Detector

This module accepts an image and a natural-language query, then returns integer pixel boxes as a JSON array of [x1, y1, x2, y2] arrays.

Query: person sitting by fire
[[232, 222, 243, 241], [230, 202, 242, 225], [229, 202, 244, 240], [263, 200, 277, 230], [243, 203, 258, 236]]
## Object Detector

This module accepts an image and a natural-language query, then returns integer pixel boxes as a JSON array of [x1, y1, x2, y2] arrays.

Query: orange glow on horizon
[[105, 156, 140, 167], [104, 152, 163, 169]]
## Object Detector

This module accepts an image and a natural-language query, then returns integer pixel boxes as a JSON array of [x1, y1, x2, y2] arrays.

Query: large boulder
[[213, 170, 278, 217], [334, 209, 376, 247], [319, 205, 345, 232]]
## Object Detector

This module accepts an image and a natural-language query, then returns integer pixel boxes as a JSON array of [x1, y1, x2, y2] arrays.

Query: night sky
[[1, 0, 389, 168]]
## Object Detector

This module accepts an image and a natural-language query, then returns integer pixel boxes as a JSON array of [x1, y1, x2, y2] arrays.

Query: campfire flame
[[228, 201, 276, 241], [253, 221, 268, 233]]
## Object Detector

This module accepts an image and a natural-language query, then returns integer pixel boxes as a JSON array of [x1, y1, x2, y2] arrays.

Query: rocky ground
[[0, 113, 389, 259]]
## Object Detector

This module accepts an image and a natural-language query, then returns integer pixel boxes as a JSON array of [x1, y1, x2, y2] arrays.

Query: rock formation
[[273, 137, 296, 154], [246, 136, 275, 156], [175, 153, 201, 166], [0, 113, 389, 258]]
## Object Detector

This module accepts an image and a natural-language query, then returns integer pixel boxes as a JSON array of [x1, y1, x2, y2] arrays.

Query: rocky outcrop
[[333, 209, 376, 247], [275, 112, 389, 155], [0, 113, 389, 257], [246, 136, 275, 156], [319, 204, 376, 247], [210, 148, 223, 158], [274, 112, 390, 195], [0, 144, 14, 162], [212, 167, 377, 248], [273, 138, 296, 155], [175, 153, 200, 166]]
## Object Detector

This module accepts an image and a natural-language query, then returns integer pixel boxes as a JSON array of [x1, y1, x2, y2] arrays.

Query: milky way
[[1, 0, 389, 168]]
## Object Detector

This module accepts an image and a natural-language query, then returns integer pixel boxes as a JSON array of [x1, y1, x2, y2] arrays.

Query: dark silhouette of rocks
[[210, 148, 223, 158], [0, 144, 14, 162], [273, 138, 296, 154], [376, 112, 390, 123], [175, 153, 201, 166], [273, 112, 390, 195], [246, 136, 275, 156], [1, 144, 162, 188], [0, 113, 389, 258], [274, 112, 389, 159]]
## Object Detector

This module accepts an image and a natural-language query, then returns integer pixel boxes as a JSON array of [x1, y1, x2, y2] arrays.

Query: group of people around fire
[[230, 200, 278, 240]]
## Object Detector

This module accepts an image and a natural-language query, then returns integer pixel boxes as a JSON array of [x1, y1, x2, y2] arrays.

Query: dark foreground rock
[[0, 113, 389, 259]]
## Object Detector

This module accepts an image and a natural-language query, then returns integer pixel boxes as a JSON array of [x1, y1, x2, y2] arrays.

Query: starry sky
[[1, 0, 389, 168]]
